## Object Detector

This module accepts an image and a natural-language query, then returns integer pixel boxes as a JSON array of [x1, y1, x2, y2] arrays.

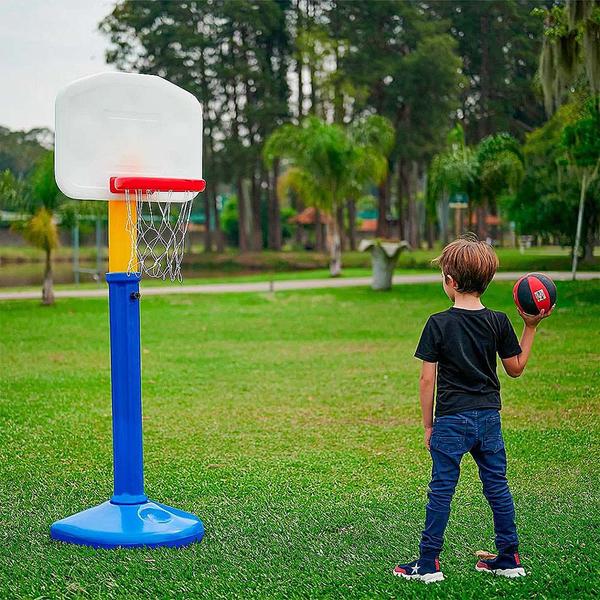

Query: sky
[[0, 0, 116, 131]]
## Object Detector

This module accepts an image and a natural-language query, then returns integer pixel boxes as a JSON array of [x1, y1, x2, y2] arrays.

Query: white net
[[124, 190, 194, 281]]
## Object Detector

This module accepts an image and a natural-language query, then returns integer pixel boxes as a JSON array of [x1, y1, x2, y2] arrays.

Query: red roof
[[470, 214, 502, 226], [358, 219, 377, 233], [289, 207, 331, 225]]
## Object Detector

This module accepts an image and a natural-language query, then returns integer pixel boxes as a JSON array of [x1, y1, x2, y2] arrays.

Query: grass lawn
[[1, 280, 598, 598]]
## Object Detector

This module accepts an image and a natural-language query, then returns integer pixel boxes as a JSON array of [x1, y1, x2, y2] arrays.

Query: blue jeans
[[420, 409, 519, 558]]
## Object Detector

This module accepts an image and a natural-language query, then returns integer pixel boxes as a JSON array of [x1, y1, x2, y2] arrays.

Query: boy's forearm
[[507, 306, 553, 377], [516, 325, 537, 373], [420, 379, 435, 429]]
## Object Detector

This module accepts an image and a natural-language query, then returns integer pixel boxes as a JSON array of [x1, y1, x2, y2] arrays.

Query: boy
[[393, 235, 552, 584]]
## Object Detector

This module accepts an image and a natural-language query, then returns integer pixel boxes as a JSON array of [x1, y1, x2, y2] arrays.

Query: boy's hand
[[424, 426, 433, 451], [517, 304, 555, 328]]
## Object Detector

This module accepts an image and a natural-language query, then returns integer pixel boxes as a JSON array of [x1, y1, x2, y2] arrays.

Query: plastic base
[[50, 500, 204, 549]]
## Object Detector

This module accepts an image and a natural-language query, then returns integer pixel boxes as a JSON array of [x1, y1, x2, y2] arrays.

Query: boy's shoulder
[[420, 309, 450, 332], [485, 307, 512, 324], [426, 307, 511, 327]]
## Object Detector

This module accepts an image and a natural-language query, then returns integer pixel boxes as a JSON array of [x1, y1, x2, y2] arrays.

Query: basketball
[[513, 273, 557, 315]]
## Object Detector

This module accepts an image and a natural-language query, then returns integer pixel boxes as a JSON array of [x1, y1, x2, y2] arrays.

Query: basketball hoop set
[[50, 72, 205, 548]]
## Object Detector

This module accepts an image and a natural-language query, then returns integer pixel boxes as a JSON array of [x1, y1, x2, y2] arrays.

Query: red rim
[[110, 177, 206, 194]]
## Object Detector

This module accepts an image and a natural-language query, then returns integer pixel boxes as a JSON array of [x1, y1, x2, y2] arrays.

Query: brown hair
[[433, 233, 498, 295]]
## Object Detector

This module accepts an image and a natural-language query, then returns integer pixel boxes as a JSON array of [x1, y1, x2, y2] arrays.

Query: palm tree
[[428, 125, 478, 239], [264, 116, 394, 276], [429, 128, 524, 240], [475, 133, 525, 239], [12, 153, 62, 305], [20, 208, 59, 304]]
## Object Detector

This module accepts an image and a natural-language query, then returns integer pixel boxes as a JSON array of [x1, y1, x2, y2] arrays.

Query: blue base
[[50, 500, 204, 549]]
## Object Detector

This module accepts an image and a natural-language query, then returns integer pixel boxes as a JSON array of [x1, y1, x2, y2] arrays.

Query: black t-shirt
[[415, 307, 521, 417]]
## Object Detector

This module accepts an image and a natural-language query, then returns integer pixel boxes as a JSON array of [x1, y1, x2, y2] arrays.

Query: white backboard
[[55, 72, 203, 201]]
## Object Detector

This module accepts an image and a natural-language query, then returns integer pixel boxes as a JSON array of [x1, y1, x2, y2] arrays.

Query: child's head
[[434, 233, 498, 300]]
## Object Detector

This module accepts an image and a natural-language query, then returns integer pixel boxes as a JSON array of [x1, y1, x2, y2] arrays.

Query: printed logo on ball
[[534, 289, 546, 302]]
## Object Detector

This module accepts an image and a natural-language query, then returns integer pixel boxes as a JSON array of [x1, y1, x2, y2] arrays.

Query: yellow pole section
[[108, 200, 136, 273]]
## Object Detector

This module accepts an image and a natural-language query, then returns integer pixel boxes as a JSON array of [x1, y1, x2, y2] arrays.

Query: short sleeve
[[497, 313, 522, 359], [415, 317, 441, 362]]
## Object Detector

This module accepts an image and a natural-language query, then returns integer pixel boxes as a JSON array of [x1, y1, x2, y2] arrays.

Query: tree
[[0, 169, 23, 210], [428, 125, 478, 241], [530, 1, 600, 269], [100, 0, 292, 253], [431, 0, 546, 141], [264, 116, 394, 275], [535, 0, 600, 115], [561, 99, 600, 277], [428, 128, 523, 241], [475, 132, 525, 240], [331, 0, 464, 245], [0, 127, 53, 178], [501, 100, 599, 259], [12, 153, 62, 305]]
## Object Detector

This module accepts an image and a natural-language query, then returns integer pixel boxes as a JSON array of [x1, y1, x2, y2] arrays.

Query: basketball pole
[[49, 199, 204, 548], [106, 200, 146, 504], [108, 199, 134, 272]]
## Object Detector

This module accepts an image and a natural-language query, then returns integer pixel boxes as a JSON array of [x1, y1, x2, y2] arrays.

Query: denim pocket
[[431, 415, 468, 454], [434, 414, 468, 437], [431, 435, 466, 454], [481, 413, 505, 453]]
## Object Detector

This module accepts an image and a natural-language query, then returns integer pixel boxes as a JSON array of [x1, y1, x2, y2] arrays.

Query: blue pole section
[[50, 270, 203, 547], [106, 272, 147, 505]]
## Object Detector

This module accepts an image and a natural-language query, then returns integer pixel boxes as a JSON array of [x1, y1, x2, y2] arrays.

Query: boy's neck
[[453, 292, 485, 310]]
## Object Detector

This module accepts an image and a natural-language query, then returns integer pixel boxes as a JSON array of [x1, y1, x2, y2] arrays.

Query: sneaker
[[393, 557, 444, 584], [475, 551, 526, 578]]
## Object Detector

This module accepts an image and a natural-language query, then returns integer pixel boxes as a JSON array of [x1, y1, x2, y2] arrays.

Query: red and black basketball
[[513, 273, 557, 315]]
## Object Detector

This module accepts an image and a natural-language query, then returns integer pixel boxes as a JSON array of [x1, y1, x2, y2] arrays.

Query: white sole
[[393, 570, 445, 584], [476, 566, 526, 578]]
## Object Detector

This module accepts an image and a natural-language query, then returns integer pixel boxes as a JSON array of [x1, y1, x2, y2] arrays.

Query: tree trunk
[[42, 248, 54, 306], [296, 0, 304, 121], [328, 205, 342, 277], [454, 206, 464, 238], [489, 199, 498, 242], [476, 204, 486, 239], [376, 175, 389, 238], [203, 192, 212, 252], [478, 14, 492, 140], [309, 63, 317, 115], [397, 162, 407, 241], [315, 208, 325, 252], [336, 204, 345, 251], [250, 172, 263, 251], [212, 186, 224, 253], [583, 196, 597, 263], [406, 162, 420, 248], [333, 44, 344, 124], [347, 198, 357, 251], [237, 177, 249, 252], [438, 192, 450, 245], [268, 160, 282, 250], [426, 220, 434, 249], [572, 171, 588, 280]]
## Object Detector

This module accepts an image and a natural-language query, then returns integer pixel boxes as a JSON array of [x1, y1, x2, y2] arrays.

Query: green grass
[[0, 281, 599, 598]]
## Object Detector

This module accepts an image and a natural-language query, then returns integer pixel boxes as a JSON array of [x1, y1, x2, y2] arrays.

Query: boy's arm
[[502, 307, 553, 378], [420, 361, 436, 450]]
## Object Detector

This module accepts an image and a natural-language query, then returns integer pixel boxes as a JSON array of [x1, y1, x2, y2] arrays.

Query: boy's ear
[[445, 274, 458, 289]]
